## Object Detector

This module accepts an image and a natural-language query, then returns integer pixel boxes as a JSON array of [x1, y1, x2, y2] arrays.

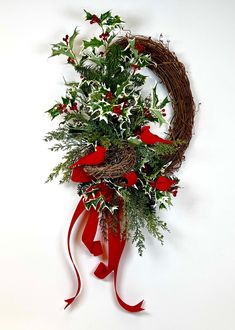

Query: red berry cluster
[[119, 98, 129, 108], [131, 64, 140, 73], [143, 107, 151, 118], [134, 42, 145, 54], [67, 57, 75, 65], [99, 32, 110, 41], [105, 91, 114, 101], [63, 34, 69, 46], [169, 186, 178, 197], [57, 104, 67, 113], [112, 105, 122, 116], [70, 102, 78, 111], [90, 15, 101, 24]]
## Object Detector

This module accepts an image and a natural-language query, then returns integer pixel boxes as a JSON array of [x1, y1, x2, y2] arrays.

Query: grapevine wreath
[[45, 10, 195, 313]]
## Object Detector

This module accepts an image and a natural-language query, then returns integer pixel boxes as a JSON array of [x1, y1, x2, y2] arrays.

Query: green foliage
[[69, 28, 79, 49], [51, 42, 75, 58], [120, 187, 169, 256], [46, 148, 77, 184], [75, 64, 102, 82], [46, 105, 61, 119], [158, 96, 170, 109], [83, 37, 103, 49], [45, 9, 179, 255], [84, 9, 123, 28], [84, 10, 93, 21]]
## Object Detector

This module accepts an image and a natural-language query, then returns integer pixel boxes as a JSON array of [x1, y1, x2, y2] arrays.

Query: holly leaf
[[61, 97, 69, 105], [159, 203, 167, 210], [106, 15, 123, 26], [84, 9, 93, 20], [46, 105, 60, 119], [51, 43, 75, 58], [100, 10, 112, 22], [152, 84, 159, 108], [127, 136, 142, 146], [129, 39, 135, 48], [83, 37, 103, 49], [158, 96, 170, 109], [151, 109, 166, 126], [69, 27, 79, 49]]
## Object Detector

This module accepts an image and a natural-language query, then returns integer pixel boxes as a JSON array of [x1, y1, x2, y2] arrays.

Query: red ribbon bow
[[64, 156, 144, 313]]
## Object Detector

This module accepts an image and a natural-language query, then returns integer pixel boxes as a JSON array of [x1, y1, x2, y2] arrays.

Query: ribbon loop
[[82, 207, 103, 256], [94, 262, 112, 279]]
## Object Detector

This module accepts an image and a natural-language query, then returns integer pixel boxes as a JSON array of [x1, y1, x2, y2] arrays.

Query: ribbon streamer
[[64, 184, 144, 312]]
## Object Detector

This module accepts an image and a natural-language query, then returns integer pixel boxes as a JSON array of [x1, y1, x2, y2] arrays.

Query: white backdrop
[[1, 0, 235, 329]]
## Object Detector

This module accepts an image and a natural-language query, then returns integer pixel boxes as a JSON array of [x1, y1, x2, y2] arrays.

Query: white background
[[1, 0, 235, 329]]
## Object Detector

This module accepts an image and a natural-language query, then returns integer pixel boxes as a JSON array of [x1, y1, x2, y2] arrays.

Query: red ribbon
[[64, 198, 85, 309], [94, 201, 144, 312], [64, 184, 144, 312]]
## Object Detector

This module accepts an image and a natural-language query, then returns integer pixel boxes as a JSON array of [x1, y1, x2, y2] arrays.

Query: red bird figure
[[71, 166, 93, 183], [140, 126, 172, 145], [70, 146, 107, 168], [123, 171, 138, 186]]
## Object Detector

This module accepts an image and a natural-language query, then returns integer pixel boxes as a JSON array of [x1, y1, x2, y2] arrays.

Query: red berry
[[134, 42, 145, 54], [70, 102, 78, 111], [99, 32, 110, 41], [67, 57, 75, 65], [119, 98, 128, 108], [63, 35, 69, 45], [105, 91, 113, 101], [123, 100, 128, 108], [143, 107, 151, 118], [112, 105, 122, 116], [131, 64, 139, 72], [90, 15, 101, 24], [57, 103, 67, 113]]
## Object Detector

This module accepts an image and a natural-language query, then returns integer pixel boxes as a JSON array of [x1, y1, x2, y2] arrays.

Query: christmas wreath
[[45, 10, 195, 313]]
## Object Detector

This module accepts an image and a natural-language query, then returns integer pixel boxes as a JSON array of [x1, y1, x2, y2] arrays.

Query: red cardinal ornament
[[71, 166, 93, 183], [70, 146, 107, 168], [140, 126, 172, 145], [123, 171, 138, 186], [155, 176, 176, 191]]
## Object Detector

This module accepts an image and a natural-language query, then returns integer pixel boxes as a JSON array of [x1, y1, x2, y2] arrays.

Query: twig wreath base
[[83, 35, 195, 179], [115, 35, 195, 174]]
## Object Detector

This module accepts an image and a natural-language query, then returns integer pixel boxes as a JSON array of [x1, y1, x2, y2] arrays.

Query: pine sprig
[[119, 187, 169, 255]]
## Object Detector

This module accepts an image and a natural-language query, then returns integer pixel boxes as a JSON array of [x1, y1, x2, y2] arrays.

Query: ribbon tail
[[110, 229, 145, 313], [64, 198, 85, 309], [94, 200, 144, 312], [114, 271, 144, 312], [82, 207, 103, 256]]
